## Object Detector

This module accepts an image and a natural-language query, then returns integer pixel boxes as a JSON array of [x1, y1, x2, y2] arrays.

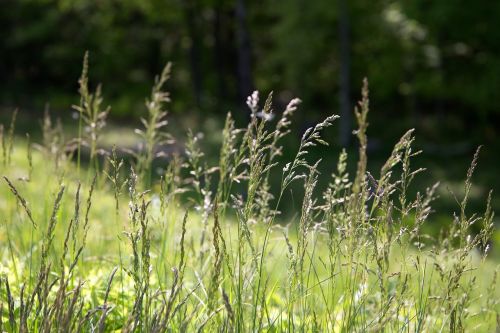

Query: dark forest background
[[2, 0, 500, 140]]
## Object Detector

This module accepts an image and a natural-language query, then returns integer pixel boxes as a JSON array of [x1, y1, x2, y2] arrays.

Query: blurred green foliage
[[1, 0, 499, 141]]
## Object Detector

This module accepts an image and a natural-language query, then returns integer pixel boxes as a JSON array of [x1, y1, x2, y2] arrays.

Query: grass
[[0, 60, 499, 332]]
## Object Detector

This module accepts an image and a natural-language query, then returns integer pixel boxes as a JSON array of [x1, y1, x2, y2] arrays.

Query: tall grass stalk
[[72, 52, 110, 174], [134, 62, 172, 188]]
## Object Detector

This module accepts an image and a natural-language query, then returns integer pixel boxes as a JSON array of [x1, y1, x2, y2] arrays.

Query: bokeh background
[[1, 0, 499, 242]]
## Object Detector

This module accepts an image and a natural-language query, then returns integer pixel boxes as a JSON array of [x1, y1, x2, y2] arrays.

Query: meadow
[[0, 57, 498, 332]]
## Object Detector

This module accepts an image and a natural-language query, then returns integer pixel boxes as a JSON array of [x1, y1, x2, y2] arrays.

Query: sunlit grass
[[0, 61, 498, 332]]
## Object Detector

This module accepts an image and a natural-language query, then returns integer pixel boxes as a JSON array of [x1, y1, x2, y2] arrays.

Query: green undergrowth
[[0, 57, 498, 332]]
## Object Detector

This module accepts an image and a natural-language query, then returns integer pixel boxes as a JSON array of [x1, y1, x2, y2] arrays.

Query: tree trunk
[[235, 0, 253, 103], [184, 0, 203, 106], [338, 0, 351, 147], [213, 0, 227, 104]]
